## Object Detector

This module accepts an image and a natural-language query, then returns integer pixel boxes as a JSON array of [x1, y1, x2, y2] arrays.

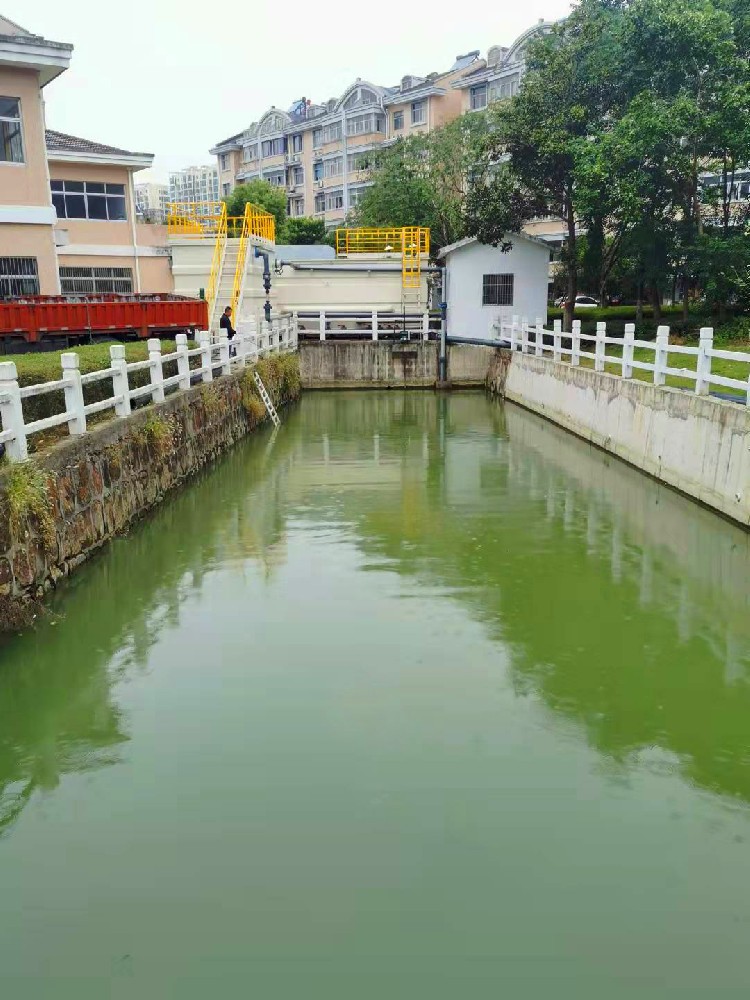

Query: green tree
[[465, 1, 620, 329], [223, 180, 287, 235], [354, 114, 490, 251], [280, 216, 327, 245]]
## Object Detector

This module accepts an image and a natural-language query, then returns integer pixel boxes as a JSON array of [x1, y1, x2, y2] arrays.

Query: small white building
[[439, 235, 550, 340]]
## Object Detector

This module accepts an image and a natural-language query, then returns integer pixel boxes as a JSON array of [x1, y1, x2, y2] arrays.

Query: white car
[[571, 295, 599, 309]]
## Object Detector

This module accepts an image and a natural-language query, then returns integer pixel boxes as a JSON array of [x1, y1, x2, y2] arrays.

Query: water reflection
[[1, 390, 749, 837]]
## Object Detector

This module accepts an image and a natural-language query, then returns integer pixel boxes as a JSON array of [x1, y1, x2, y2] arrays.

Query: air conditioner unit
[[317, 180, 324, 188]]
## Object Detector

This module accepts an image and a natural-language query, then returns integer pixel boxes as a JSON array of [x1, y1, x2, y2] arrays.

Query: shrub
[[3, 462, 56, 551]]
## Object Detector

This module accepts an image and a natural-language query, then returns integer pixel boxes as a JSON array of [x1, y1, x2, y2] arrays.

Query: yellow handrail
[[206, 203, 227, 323], [167, 201, 225, 238], [401, 226, 422, 289], [230, 203, 276, 322], [335, 227, 430, 257]]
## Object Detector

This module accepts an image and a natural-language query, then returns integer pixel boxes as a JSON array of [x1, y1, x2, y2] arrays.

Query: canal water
[[1, 391, 750, 998]]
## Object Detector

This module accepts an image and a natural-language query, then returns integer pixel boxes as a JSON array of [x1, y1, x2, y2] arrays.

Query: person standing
[[219, 305, 236, 356]]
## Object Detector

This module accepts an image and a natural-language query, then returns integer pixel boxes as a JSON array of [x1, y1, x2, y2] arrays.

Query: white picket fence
[[497, 316, 750, 406], [0, 316, 298, 462], [294, 309, 440, 341]]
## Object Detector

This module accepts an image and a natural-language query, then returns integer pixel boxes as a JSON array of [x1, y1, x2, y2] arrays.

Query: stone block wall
[[0, 362, 299, 627]]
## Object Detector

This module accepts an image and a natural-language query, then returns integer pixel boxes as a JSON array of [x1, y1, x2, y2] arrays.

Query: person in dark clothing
[[219, 306, 236, 356], [219, 306, 235, 339]]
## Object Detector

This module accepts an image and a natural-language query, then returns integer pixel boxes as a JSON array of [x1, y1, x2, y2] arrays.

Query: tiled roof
[[45, 129, 151, 158]]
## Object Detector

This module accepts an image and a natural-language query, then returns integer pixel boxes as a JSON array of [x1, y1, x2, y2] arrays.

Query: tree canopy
[[223, 180, 287, 235]]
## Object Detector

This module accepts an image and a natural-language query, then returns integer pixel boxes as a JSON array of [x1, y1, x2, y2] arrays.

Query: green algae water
[[1, 391, 750, 998]]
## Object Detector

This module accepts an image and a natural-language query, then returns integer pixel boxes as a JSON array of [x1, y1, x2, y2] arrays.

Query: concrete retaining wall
[[0, 363, 299, 627], [489, 351, 750, 528], [299, 340, 499, 388]]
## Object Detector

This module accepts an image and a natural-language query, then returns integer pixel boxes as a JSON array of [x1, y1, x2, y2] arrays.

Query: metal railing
[[0, 318, 299, 461], [167, 201, 275, 243], [205, 203, 228, 330], [496, 317, 750, 405], [294, 308, 440, 341], [335, 227, 430, 257]]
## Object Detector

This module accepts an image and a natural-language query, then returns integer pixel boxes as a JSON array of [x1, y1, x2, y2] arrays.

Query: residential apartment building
[[210, 21, 554, 228], [0, 15, 171, 296], [135, 181, 169, 221], [169, 165, 219, 205]]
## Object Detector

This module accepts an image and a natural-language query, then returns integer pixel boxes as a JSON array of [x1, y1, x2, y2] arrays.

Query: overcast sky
[[13, 0, 574, 183]]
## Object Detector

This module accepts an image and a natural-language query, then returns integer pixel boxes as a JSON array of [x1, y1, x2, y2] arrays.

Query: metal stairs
[[254, 370, 280, 427], [210, 238, 241, 335]]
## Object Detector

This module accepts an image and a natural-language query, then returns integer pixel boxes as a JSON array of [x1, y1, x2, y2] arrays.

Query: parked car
[[558, 294, 600, 309]]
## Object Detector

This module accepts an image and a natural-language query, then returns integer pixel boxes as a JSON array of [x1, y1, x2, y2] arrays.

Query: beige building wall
[[0, 66, 59, 292]]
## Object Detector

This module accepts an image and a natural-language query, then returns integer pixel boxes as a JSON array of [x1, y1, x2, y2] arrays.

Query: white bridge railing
[[294, 309, 441, 341], [0, 316, 298, 462], [497, 316, 750, 406]]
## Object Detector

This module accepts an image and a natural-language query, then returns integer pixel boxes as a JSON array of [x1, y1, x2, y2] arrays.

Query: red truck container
[[0, 294, 208, 347]]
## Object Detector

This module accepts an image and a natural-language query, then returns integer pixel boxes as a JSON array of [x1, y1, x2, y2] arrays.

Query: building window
[[0, 97, 23, 163], [59, 266, 133, 295], [261, 137, 285, 157], [0, 257, 38, 297], [291, 165, 304, 185], [291, 134, 303, 153], [314, 192, 325, 213], [393, 111, 404, 131], [324, 157, 343, 178], [325, 191, 344, 211], [220, 153, 229, 170], [470, 84, 488, 110], [346, 114, 384, 137], [411, 101, 426, 125], [51, 180, 127, 221], [313, 161, 323, 181], [222, 182, 231, 196], [313, 128, 322, 149], [482, 273, 514, 306], [347, 153, 370, 172]]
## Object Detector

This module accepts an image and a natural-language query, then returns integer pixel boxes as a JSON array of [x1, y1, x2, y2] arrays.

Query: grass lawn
[[10, 341, 194, 388]]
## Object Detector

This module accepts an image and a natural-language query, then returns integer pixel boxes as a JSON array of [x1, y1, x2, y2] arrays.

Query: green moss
[[200, 385, 222, 420], [141, 415, 174, 457], [3, 462, 56, 551]]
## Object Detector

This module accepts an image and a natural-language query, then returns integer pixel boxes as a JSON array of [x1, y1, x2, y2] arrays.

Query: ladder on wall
[[401, 226, 423, 311], [254, 370, 280, 427]]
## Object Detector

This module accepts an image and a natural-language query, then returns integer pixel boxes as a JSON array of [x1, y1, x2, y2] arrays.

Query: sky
[[12, 0, 574, 183]]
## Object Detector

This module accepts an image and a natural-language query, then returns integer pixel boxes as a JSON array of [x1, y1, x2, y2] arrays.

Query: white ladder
[[254, 370, 280, 427]]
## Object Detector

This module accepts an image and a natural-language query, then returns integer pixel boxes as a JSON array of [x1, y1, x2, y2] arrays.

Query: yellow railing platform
[[167, 202, 275, 244], [335, 227, 429, 290]]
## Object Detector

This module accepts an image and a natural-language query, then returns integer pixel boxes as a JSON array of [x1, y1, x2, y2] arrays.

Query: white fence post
[[535, 318, 544, 357], [371, 310, 378, 341], [217, 330, 230, 376], [292, 312, 299, 350], [175, 334, 191, 390], [319, 310, 326, 341], [571, 319, 581, 367], [695, 326, 713, 396], [553, 319, 562, 362], [510, 316, 518, 352], [653, 325, 669, 386], [272, 319, 280, 353], [109, 345, 131, 417], [521, 317, 529, 354], [422, 312, 430, 342], [147, 338, 165, 403], [622, 323, 635, 378], [61, 353, 86, 436], [198, 331, 213, 383], [0, 361, 28, 461], [595, 322, 606, 372]]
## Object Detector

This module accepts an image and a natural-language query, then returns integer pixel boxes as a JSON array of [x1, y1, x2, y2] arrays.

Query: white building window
[[51, 180, 127, 221], [324, 157, 343, 178], [411, 101, 426, 125], [291, 134, 303, 153], [470, 84, 488, 110], [220, 153, 229, 170], [59, 266, 133, 295], [393, 111, 404, 131], [482, 273, 514, 306], [222, 182, 231, 196], [0, 256, 38, 296], [325, 191, 344, 211], [314, 192, 325, 213], [0, 97, 23, 163], [346, 114, 384, 137]]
